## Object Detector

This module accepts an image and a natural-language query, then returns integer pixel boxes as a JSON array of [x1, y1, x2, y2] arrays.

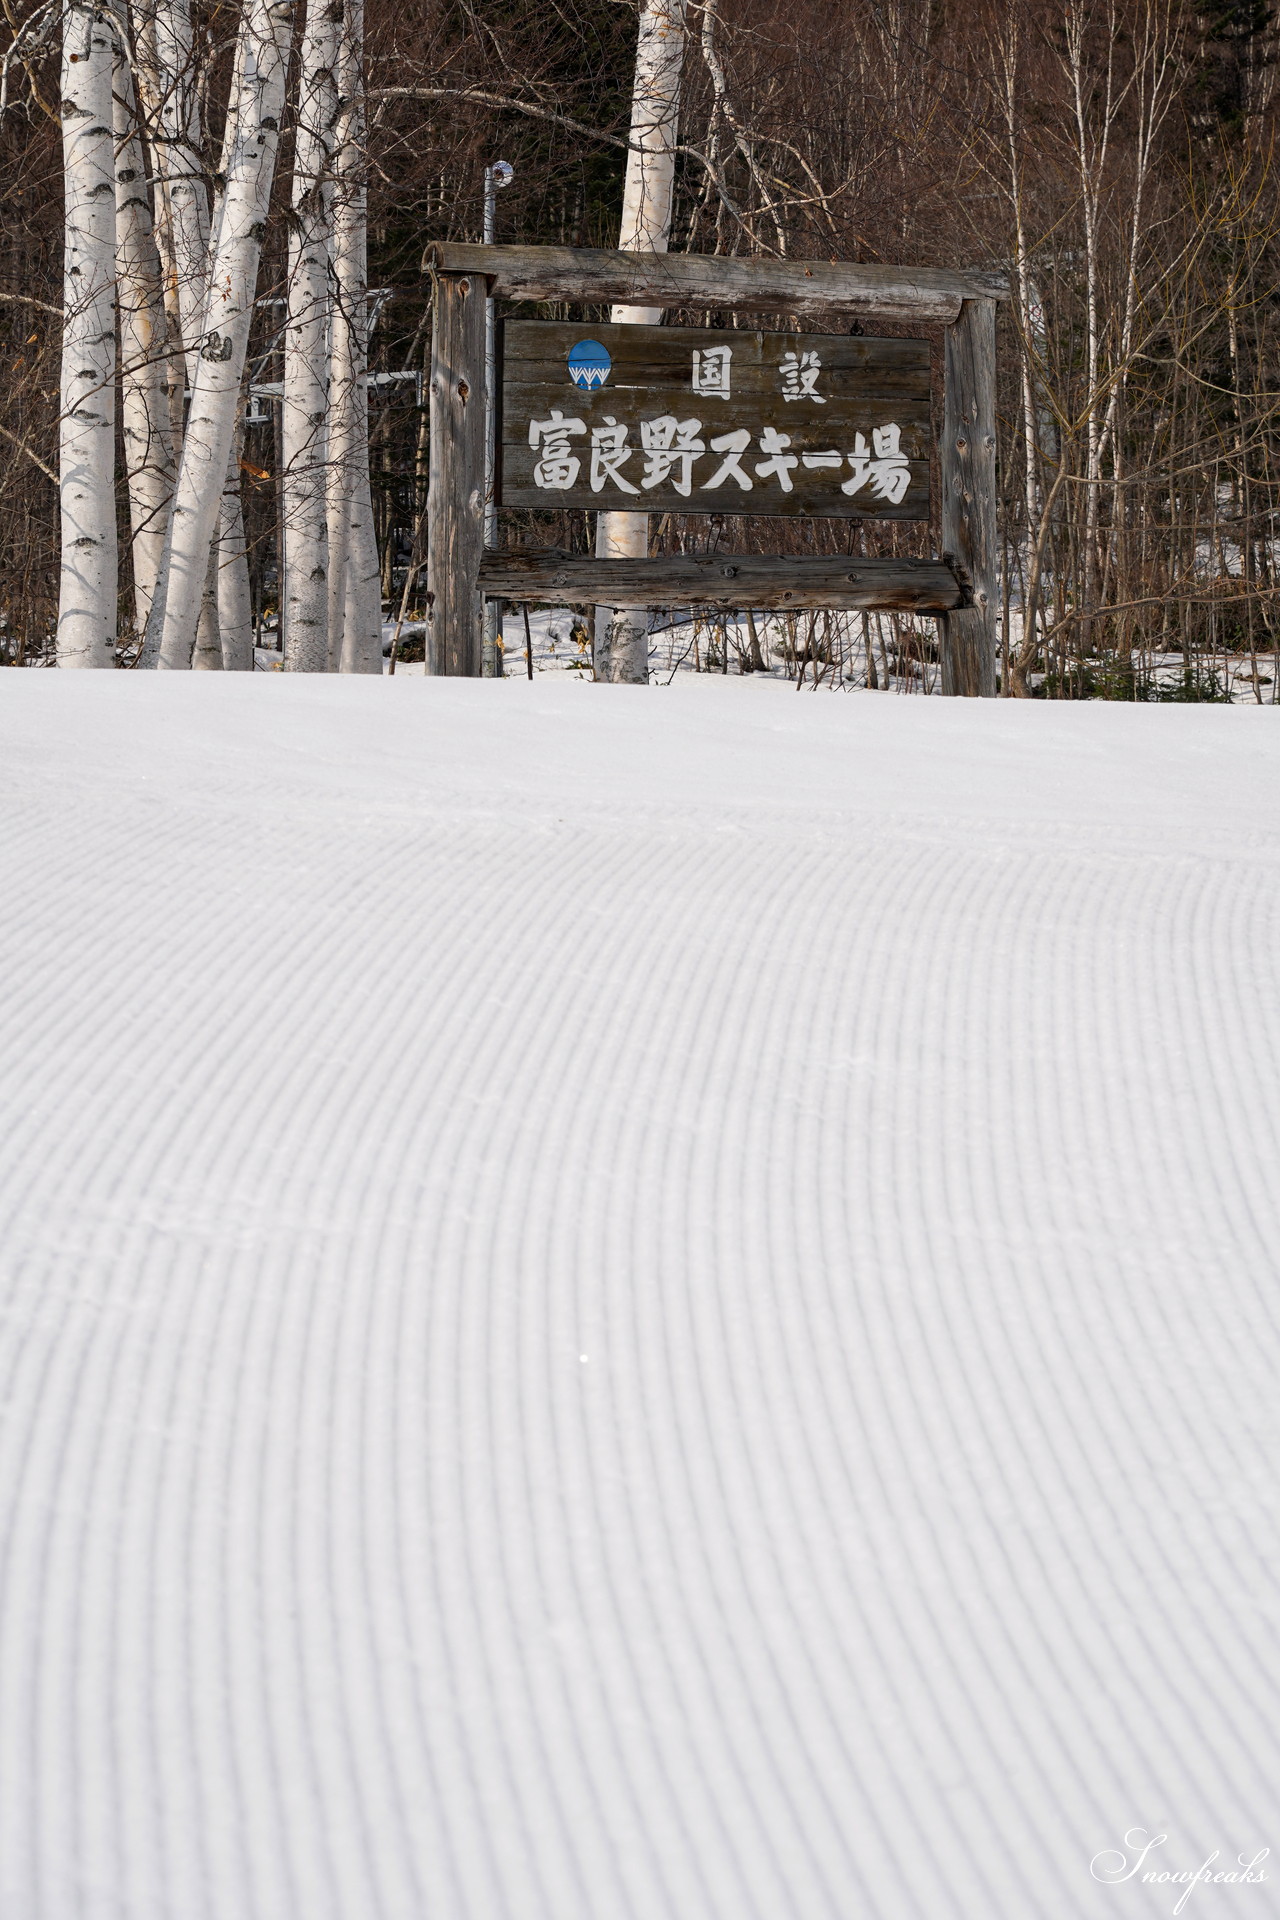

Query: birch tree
[[217, 436, 255, 668], [1062, 0, 1130, 642], [129, 0, 254, 668], [113, 49, 174, 634], [594, 0, 687, 685], [211, 41, 256, 670], [190, 548, 223, 665], [129, 5, 184, 467], [146, 0, 293, 668], [325, 0, 381, 673], [136, 0, 210, 386], [281, 0, 337, 670], [57, 0, 117, 666]]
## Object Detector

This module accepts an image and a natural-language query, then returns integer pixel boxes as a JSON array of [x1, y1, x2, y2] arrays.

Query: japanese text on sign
[[528, 410, 911, 503]]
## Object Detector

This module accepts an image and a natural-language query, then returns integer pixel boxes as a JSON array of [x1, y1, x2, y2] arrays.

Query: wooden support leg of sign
[[426, 272, 486, 675], [938, 298, 998, 697]]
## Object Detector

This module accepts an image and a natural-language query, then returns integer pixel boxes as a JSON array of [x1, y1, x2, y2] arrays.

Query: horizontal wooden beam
[[476, 549, 966, 612], [425, 245, 1008, 325]]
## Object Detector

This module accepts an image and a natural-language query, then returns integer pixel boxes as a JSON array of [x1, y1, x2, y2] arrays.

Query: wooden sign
[[497, 321, 931, 520]]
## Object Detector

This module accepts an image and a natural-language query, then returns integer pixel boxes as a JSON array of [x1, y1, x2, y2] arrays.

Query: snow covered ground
[[1, 676, 1278, 1919]]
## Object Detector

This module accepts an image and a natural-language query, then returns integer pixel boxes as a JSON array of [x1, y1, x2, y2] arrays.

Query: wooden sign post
[[939, 299, 997, 697], [424, 244, 1006, 694], [425, 270, 486, 676]]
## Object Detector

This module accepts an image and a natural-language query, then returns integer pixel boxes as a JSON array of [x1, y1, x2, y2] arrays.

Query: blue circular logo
[[567, 339, 611, 390]]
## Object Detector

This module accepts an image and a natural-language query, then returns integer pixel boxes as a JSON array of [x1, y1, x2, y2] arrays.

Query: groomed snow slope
[[1, 679, 1278, 1920]]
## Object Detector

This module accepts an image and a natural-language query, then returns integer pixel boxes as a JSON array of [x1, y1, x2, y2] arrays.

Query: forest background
[[0, 0, 1276, 695]]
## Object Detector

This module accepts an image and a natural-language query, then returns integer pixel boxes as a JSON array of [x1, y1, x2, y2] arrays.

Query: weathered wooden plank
[[503, 325, 930, 380], [937, 299, 998, 697], [424, 243, 1010, 323], [426, 271, 486, 676], [500, 322, 931, 402], [498, 320, 932, 521], [476, 549, 965, 612]]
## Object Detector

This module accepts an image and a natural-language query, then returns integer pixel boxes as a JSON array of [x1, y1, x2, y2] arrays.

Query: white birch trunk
[[218, 422, 256, 667], [339, 488, 381, 670], [211, 38, 255, 669], [134, 0, 224, 664], [594, 0, 687, 685], [281, 0, 337, 671], [113, 53, 175, 635], [139, 0, 211, 386], [325, 0, 381, 672], [146, 0, 293, 669], [1064, 4, 1116, 639], [192, 546, 223, 666], [58, 0, 118, 667], [132, 4, 186, 459]]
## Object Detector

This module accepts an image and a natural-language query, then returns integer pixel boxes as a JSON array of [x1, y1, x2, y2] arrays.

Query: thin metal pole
[[483, 168, 496, 550], [482, 160, 512, 677]]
